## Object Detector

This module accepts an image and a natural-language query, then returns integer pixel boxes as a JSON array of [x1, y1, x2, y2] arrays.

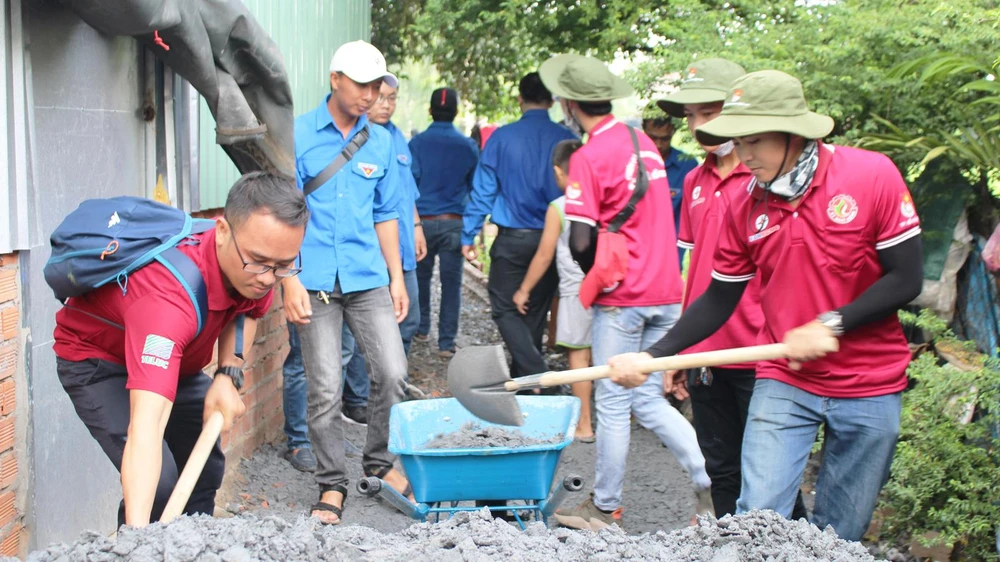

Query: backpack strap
[[155, 247, 209, 338], [303, 125, 371, 197], [608, 127, 650, 234]]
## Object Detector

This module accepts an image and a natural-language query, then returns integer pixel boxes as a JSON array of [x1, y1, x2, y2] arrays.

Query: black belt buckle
[[689, 367, 713, 387]]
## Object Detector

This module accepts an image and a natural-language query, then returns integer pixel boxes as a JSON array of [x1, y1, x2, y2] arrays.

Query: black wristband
[[215, 365, 244, 391]]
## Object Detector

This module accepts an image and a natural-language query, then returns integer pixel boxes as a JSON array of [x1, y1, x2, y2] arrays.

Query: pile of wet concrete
[[424, 422, 564, 449], [18, 508, 881, 561]]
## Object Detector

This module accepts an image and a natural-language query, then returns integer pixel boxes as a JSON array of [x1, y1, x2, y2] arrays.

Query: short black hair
[[224, 172, 310, 230], [519, 72, 553, 104], [642, 117, 673, 129], [575, 101, 613, 117], [431, 108, 458, 122], [552, 139, 584, 173]]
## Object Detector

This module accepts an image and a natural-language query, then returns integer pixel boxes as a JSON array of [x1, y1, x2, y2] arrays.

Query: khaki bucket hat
[[656, 58, 747, 118], [695, 70, 834, 146], [539, 54, 634, 102]]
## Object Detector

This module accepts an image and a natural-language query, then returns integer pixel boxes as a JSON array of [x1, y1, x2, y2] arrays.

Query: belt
[[497, 226, 542, 236], [421, 213, 462, 221]]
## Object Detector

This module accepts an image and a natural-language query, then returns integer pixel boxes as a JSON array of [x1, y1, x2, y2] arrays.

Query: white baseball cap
[[329, 40, 399, 88]]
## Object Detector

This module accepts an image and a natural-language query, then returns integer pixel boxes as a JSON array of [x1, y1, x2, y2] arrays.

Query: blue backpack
[[44, 197, 215, 337]]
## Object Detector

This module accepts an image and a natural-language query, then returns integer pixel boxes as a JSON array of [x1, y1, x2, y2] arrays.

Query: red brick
[[0, 344, 13, 381], [0, 254, 16, 267], [0, 271, 15, 304], [0, 454, 16, 489], [0, 380, 13, 416], [1, 523, 20, 557], [0, 419, 14, 453], [0, 306, 16, 342], [0, 492, 15, 528]]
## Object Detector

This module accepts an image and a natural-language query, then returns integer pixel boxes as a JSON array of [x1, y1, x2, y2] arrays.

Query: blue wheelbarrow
[[356, 396, 584, 528]]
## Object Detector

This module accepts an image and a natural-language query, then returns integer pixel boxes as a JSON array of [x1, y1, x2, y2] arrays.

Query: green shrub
[[876, 309, 1000, 560]]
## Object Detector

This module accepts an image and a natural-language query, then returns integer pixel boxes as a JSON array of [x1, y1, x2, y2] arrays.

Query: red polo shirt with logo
[[53, 227, 274, 401], [678, 155, 762, 369], [711, 144, 920, 398], [564, 116, 683, 307]]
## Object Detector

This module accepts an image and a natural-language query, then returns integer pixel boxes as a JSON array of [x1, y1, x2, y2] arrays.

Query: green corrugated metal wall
[[198, 0, 372, 209]]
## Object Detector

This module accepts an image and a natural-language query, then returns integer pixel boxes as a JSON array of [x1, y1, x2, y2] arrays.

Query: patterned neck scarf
[[761, 139, 819, 201]]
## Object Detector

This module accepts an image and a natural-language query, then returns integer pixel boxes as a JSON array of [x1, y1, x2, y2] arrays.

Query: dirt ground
[[219, 266, 699, 535]]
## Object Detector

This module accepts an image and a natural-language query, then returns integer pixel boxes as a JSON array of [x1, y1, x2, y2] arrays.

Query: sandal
[[366, 465, 413, 499], [310, 484, 347, 525]]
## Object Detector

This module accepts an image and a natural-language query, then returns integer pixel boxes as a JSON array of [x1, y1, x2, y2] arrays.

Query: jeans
[[737, 378, 902, 541], [282, 325, 311, 450], [592, 304, 710, 510], [488, 229, 558, 377], [298, 283, 407, 489], [56, 357, 225, 527], [416, 219, 463, 351], [398, 268, 420, 355], [340, 268, 420, 404], [341, 324, 369, 408]]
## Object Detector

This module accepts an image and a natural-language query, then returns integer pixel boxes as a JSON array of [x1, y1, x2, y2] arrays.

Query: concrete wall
[[22, 2, 147, 549]]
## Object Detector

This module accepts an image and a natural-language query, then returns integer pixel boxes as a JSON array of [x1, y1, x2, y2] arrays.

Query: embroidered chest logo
[[692, 186, 702, 200], [357, 162, 378, 177], [827, 194, 859, 224], [397, 154, 409, 165], [754, 213, 769, 231], [141, 334, 174, 370]]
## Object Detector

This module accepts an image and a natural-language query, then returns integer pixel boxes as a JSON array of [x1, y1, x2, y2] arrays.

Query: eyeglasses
[[376, 94, 398, 105], [230, 230, 302, 278]]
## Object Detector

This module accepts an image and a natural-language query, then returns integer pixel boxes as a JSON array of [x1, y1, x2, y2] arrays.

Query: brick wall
[[190, 210, 290, 462], [0, 253, 23, 557]]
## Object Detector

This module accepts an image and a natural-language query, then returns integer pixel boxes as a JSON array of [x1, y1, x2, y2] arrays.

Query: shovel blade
[[447, 345, 524, 426]]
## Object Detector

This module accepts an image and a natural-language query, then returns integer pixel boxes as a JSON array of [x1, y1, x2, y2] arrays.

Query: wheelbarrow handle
[[507, 343, 833, 391]]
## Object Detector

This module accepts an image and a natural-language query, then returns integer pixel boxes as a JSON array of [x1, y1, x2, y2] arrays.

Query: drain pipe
[[540, 474, 585, 519], [357, 477, 429, 521]]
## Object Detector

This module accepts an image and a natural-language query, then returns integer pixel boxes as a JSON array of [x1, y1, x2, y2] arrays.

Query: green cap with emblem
[[656, 58, 747, 118], [695, 70, 834, 146], [539, 54, 634, 102]]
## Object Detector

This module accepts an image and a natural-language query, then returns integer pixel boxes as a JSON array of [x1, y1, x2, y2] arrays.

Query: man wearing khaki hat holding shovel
[[610, 70, 924, 541], [539, 54, 713, 531]]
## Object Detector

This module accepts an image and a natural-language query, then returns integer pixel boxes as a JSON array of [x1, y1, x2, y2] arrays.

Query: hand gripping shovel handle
[[160, 411, 225, 523], [506, 343, 817, 391]]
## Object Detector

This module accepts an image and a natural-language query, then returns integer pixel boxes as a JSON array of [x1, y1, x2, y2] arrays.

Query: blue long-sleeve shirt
[[462, 109, 578, 245], [383, 121, 421, 272], [408, 122, 479, 216], [294, 96, 401, 293], [665, 146, 698, 265]]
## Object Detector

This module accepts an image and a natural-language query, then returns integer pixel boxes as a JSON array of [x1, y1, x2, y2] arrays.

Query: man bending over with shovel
[[53, 172, 309, 527], [609, 71, 923, 541]]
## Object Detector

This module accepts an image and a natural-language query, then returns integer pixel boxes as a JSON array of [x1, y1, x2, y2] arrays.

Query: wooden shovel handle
[[160, 411, 225, 523], [533, 343, 799, 388]]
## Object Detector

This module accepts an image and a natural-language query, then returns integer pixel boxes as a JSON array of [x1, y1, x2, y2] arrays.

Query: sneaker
[[283, 447, 317, 473], [413, 333, 430, 343], [694, 486, 716, 519], [438, 349, 456, 359], [552, 494, 623, 531], [342, 404, 368, 426]]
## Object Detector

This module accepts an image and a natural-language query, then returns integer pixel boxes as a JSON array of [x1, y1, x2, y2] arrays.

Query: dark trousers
[[488, 229, 558, 377], [56, 357, 225, 527], [690, 367, 807, 518]]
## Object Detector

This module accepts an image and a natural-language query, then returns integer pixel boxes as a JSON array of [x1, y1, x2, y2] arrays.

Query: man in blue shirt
[[282, 40, 412, 525], [339, 77, 428, 424], [408, 88, 479, 357], [642, 117, 698, 265], [462, 72, 578, 378]]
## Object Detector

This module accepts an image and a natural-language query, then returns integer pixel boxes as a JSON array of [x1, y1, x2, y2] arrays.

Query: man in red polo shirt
[[53, 172, 308, 527], [539, 54, 712, 531], [609, 70, 922, 541]]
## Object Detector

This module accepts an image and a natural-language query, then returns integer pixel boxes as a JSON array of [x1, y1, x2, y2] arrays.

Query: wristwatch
[[215, 365, 245, 391], [816, 311, 845, 337]]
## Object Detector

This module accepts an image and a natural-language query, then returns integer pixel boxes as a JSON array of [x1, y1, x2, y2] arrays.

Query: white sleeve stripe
[[875, 226, 922, 250], [566, 215, 597, 227], [677, 240, 695, 250], [712, 270, 756, 282]]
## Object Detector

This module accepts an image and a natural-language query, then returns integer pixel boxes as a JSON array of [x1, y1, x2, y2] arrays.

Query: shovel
[[160, 411, 225, 523], [448, 342, 837, 426]]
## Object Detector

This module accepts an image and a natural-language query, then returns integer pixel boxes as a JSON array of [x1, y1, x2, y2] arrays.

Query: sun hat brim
[[539, 55, 634, 102], [695, 112, 834, 145]]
